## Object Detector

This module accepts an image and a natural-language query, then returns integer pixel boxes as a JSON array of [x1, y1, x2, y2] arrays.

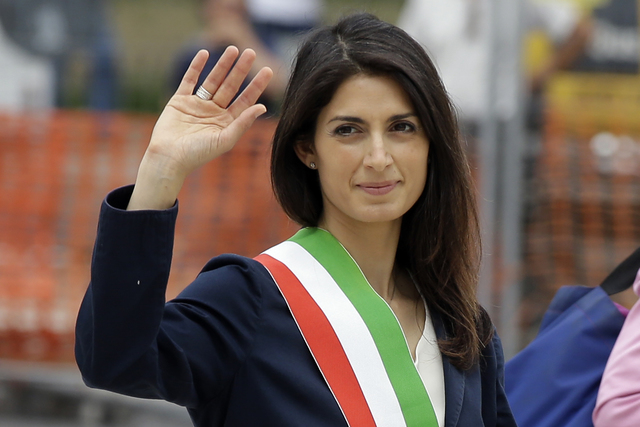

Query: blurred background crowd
[[1, 0, 640, 425]]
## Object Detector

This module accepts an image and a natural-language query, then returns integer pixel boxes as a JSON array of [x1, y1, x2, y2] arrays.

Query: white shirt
[[0, 20, 54, 111], [415, 304, 446, 427], [246, 0, 322, 26]]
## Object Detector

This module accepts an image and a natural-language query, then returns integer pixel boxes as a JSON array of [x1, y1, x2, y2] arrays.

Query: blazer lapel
[[442, 355, 466, 427], [432, 311, 466, 427]]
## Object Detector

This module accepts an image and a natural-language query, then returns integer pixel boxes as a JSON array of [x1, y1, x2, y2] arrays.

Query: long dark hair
[[271, 13, 492, 370]]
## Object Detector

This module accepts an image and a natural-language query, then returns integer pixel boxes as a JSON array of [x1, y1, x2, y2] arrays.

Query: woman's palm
[[150, 93, 237, 174]]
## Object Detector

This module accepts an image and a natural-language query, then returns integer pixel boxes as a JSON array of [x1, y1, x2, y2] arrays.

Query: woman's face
[[298, 74, 429, 228]]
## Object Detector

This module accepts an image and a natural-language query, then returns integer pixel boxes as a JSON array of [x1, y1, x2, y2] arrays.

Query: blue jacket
[[75, 186, 517, 427]]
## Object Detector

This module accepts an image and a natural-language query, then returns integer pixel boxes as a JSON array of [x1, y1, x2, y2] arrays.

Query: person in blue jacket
[[75, 13, 517, 427]]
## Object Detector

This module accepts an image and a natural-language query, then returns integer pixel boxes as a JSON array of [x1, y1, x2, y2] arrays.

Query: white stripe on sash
[[265, 241, 407, 427]]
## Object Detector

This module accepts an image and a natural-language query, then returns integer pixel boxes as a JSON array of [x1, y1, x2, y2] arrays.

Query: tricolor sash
[[255, 227, 438, 427]]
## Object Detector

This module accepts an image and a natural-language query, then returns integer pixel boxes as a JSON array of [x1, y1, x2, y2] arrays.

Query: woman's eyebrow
[[328, 115, 365, 124], [328, 112, 417, 124], [388, 113, 417, 122]]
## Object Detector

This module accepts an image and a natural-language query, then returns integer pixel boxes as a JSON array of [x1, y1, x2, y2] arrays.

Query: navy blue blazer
[[75, 186, 517, 427]]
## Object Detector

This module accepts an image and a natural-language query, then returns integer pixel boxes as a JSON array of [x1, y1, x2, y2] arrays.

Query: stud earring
[[309, 162, 317, 169]]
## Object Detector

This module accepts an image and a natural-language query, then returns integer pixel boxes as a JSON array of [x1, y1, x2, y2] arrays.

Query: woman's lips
[[357, 181, 398, 195]]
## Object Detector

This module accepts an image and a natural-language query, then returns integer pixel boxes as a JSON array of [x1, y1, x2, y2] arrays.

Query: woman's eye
[[391, 122, 416, 133], [334, 125, 358, 136]]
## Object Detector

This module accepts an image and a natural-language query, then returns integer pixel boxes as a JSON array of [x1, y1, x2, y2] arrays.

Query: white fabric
[[415, 305, 446, 427], [246, 0, 322, 25], [398, 0, 580, 122]]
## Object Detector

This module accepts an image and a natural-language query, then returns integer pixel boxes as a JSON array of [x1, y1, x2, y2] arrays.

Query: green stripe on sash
[[289, 227, 438, 427]]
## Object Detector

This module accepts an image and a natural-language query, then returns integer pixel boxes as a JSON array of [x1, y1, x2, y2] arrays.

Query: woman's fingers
[[211, 49, 257, 108], [199, 46, 241, 99], [175, 46, 241, 97], [227, 66, 274, 118], [178, 47, 268, 115], [175, 50, 209, 96]]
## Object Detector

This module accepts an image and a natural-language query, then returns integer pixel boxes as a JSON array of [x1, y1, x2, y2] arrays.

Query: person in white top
[[246, 0, 324, 67], [398, 0, 590, 129], [0, 19, 54, 111]]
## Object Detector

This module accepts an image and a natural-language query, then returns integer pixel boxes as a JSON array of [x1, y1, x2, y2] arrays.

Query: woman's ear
[[293, 139, 317, 169]]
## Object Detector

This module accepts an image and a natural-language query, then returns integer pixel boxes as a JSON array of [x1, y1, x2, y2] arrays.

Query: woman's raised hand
[[128, 47, 273, 210]]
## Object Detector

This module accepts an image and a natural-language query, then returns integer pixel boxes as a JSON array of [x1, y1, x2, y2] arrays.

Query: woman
[[75, 13, 516, 427]]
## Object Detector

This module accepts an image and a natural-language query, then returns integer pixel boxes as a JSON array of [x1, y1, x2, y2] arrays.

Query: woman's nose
[[363, 135, 392, 171]]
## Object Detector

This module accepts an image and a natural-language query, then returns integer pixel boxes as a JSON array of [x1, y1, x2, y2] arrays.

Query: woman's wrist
[[127, 155, 186, 211]]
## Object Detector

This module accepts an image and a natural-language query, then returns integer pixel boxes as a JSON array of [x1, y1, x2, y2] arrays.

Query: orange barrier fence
[[521, 73, 640, 340], [0, 111, 297, 362], [4, 77, 640, 361]]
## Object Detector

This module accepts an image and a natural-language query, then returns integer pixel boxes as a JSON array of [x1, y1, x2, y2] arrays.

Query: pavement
[[0, 360, 193, 426]]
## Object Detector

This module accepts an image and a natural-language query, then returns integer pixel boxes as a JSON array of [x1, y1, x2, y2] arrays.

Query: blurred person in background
[[593, 268, 640, 427], [0, 0, 119, 110], [172, 0, 288, 113], [0, 16, 54, 110], [397, 0, 591, 151], [570, 0, 638, 74], [246, 0, 323, 66]]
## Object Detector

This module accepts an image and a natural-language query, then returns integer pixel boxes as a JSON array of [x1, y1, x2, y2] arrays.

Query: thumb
[[220, 104, 268, 147]]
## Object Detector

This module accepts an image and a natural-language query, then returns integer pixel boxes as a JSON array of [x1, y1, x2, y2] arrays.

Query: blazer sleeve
[[75, 185, 270, 408], [593, 271, 640, 427]]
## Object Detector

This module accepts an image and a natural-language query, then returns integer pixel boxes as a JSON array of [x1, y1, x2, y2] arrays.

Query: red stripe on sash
[[256, 254, 376, 427]]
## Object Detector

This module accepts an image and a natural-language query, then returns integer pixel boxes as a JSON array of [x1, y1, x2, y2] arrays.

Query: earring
[[309, 162, 317, 169]]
